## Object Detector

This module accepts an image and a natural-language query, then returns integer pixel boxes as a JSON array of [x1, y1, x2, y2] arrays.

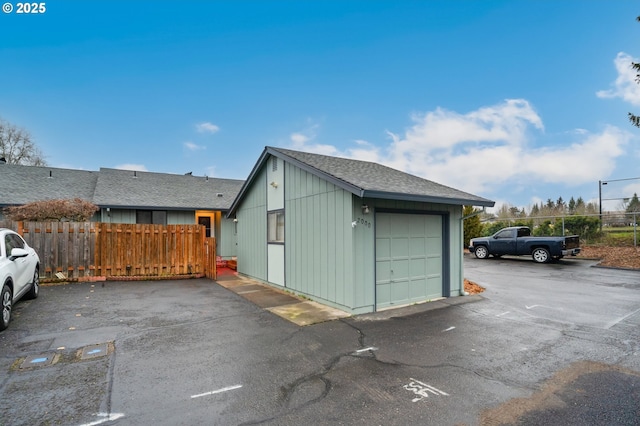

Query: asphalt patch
[[480, 361, 640, 425]]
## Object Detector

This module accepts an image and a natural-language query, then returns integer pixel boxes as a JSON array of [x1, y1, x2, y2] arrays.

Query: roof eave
[[363, 190, 495, 207], [227, 148, 271, 217], [99, 205, 230, 212]]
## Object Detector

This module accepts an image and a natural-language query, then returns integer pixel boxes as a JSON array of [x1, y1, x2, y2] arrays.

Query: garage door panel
[[391, 237, 409, 257], [376, 238, 391, 259], [391, 259, 409, 279], [426, 276, 442, 298], [426, 236, 442, 253], [409, 237, 426, 256], [410, 258, 426, 277], [377, 214, 391, 237], [425, 216, 441, 237], [426, 256, 442, 273], [376, 260, 391, 283], [377, 283, 391, 306], [390, 280, 409, 302], [376, 212, 443, 310], [409, 280, 426, 299]]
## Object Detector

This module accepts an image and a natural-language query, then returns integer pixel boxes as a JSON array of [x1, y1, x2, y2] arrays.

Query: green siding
[[168, 210, 195, 224], [219, 217, 237, 258], [284, 163, 355, 311], [236, 166, 267, 281], [102, 209, 136, 223]]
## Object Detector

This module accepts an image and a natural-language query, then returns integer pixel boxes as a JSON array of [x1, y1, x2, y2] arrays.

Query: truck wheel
[[474, 246, 489, 259], [532, 248, 550, 263]]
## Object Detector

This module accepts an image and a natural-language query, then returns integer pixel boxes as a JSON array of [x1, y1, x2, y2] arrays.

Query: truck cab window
[[495, 229, 515, 239]]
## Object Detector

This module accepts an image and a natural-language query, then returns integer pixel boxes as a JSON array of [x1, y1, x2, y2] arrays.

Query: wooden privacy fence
[[1, 221, 216, 281]]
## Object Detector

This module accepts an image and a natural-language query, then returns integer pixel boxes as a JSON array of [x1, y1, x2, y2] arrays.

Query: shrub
[[3, 198, 99, 221]]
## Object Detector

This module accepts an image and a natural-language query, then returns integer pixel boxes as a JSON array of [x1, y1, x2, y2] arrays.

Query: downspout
[[459, 206, 485, 296]]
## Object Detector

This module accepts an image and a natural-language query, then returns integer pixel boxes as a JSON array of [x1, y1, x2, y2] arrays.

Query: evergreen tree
[[463, 206, 483, 247], [530, 204, 540, 216], [626, 193, 640, 213], [568, 197, 576, 214]]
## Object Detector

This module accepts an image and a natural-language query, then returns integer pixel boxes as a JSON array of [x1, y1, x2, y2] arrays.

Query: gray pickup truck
[[469, 226, 581, 263]]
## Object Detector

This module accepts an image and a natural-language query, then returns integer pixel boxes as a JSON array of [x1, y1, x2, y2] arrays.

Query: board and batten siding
[[284, 163, 355, 311], [236, 165, 268, 281]]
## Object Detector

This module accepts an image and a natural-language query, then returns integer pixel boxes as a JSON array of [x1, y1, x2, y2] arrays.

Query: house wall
[[99, 208, 196, 224], [169, 210, 197, 224], [284, 163, 355, 311], [236, 165, 268, 281], [101, 208, 136, 223]]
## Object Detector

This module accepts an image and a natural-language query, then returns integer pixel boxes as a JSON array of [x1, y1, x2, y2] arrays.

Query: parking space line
[[77, 412, 125, 426], [355, 346, 378, 353], [191, 384, 242, 399]]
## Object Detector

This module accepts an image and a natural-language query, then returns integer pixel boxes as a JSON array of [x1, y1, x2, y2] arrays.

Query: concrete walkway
[[215, 268, 351, 326]]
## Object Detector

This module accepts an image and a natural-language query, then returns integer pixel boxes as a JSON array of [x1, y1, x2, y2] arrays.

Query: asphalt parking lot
[[1, 256, 639, 425]]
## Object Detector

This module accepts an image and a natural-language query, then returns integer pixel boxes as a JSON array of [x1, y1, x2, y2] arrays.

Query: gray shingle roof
[[0, 164, 244, 211], [0, 164, 99, 205], [93, 168, 244, 210], [229, 146, 494, 215]]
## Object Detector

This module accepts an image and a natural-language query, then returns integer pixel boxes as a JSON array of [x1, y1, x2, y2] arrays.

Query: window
[[268, 210, 285, 243], [136, 210, 167, 225], [495, 229, 515, 239], [4, 234, 24, 256]]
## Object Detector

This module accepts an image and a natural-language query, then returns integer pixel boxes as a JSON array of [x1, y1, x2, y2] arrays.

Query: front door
[[198, 217, 212, 238]]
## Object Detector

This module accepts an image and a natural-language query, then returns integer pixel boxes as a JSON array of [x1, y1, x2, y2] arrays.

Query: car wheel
[[26, 266, 39, 300], [532, 248, 550, 263], [1, 284, 12, 331], [474, 246, 489, 259]]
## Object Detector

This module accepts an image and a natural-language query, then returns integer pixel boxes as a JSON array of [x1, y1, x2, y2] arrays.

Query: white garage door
[[375, 213, 443, 310]]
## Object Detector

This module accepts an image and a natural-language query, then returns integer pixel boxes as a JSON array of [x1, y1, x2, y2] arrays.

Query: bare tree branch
[[0, 117, 47, 165]]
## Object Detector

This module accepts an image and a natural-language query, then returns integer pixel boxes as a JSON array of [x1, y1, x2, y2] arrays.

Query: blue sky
[[1, 1, 639, 211]]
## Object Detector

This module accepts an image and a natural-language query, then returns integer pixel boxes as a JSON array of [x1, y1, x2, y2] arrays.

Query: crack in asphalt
[[239, 319, 371, 425]]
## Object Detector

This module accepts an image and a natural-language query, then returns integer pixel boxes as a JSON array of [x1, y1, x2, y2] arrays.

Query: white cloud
[[290, 132, 309, 144], [196, 122, 220, 134], [115, 163, 147, 171], [596, 52, 640, 106], [184, 141, 206, 151], [623, 183, 640, 197], [286, 99, 631, 197]]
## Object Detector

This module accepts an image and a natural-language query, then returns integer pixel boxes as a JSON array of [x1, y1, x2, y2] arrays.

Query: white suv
[[1, 228, 40, 331]]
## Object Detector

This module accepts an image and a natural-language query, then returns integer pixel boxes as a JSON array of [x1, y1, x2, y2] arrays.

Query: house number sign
[[356, 217, 371, 228]]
